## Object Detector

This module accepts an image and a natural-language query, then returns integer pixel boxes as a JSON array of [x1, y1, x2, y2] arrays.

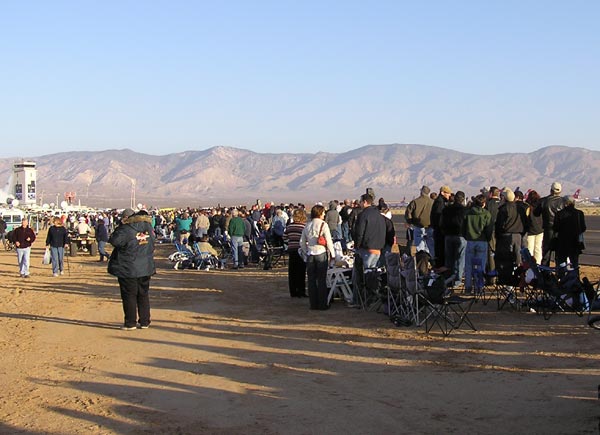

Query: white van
[[0, 208, 26, 232]]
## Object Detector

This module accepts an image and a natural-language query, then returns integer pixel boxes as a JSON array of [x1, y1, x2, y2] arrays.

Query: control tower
[[13, 161, 37, 205]]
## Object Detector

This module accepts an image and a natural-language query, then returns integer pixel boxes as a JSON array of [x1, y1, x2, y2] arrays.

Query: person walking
[[108, 209, 156, 330], [95, 218, 110, 261], [45, 216, 69, 276], [13, 218, 36, 278]]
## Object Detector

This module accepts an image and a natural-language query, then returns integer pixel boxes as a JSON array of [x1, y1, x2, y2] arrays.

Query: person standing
[[45, 216, 69, 276], [300, 204, 336, 310], [0, 215, 7, 249], [462, 195, 493, 295], [553, 196, 586, 269], [351, 193, 386, 307], [228, 209, 246, 269], [524, 190, 544, 264], [108, 208, 156, 330], [539, 182, 565, 266], [13, 218, 36, 278], [284, 208, 307, 298], [96, 218, 110, 261], [405, 185, 434, 257]]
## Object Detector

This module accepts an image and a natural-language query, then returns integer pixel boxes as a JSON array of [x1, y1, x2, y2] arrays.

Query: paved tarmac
[[391, 214, 600, 266]]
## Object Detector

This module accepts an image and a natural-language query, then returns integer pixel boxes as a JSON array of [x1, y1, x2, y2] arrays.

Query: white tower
[[13, 161, 37, 206]]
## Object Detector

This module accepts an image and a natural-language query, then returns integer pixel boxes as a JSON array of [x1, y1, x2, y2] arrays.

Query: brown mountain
[[1, 144, 598, 207]]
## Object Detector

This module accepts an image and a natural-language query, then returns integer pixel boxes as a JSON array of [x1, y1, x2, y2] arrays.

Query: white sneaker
[[60, 271, 64, 275], [53, 273, 59, 277]]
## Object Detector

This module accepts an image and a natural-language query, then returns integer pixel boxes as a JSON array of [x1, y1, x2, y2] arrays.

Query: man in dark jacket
[[553, 195, 586, 269], [539, 181, 565, 265], [440, 191, 467, 287], [430, 185, 452, 267], [108, 208, 156, 330], [350, 193, 386, 307], [485, 186, 501, 279], [13, 218, 36, 278], [495, 189, 527, 283], [95, 218, 110, 261]]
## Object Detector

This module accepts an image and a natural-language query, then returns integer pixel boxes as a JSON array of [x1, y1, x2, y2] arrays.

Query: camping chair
[[386, 252, 415, 327], [521, 248, 586, 320], [583, 277, 600, 329], [357, 266, 386, 311], [418, 271, 476, 336]]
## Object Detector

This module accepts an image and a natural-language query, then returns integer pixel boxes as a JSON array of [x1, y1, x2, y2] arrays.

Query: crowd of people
[[1, 179, 588, 325]]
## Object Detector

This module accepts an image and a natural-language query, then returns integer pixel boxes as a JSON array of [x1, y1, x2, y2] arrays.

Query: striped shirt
[[284, 222, 305, 251]]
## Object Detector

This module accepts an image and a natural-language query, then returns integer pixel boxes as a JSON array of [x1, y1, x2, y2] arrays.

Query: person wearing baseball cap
[[539, 181, 565, 265]]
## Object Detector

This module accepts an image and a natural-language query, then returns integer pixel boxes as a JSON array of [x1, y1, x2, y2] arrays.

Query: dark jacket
[[352, 206, 386, 251], [95, 222, 109, 242], [46, 225, 69, 248], [527, 202, 544, 235], [495, 201, 526, 236], [539, 194, 564, 230], [430, 195, 448, 228], [13, 225, 36, 249], [108, 213, 156, 278], [553, 205, 586, 257], [486, 197, 501, 226], [440, 203, 466, 236]]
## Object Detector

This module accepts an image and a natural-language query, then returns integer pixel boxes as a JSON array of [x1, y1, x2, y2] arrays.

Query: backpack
[[272, 220, 285, 237]]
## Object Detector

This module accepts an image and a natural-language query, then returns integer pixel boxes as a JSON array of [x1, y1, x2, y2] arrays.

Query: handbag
[[42, 248, 51, 265], [317, 222, 327, 247]]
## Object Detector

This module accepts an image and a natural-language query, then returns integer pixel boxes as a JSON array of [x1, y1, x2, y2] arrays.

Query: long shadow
[[0, 312, 117, 330]]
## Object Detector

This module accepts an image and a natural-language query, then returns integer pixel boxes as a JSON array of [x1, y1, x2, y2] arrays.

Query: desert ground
[[1, 230, 599, 435]]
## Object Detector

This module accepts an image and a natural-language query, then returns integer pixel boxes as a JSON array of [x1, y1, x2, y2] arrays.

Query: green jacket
[[228, 216, 246, 237], [462, 206, 493, 242]]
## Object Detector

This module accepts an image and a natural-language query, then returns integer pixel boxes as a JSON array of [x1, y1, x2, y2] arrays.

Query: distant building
[[13, 161, 37, 205]]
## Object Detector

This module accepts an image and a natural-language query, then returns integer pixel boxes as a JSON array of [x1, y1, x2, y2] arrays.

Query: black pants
[[118, 276, 151, 327], [541, 229, 556, 266], [306, 253, 328, 310], [288, 250, 306, 297], [433, 227, 445, 268]]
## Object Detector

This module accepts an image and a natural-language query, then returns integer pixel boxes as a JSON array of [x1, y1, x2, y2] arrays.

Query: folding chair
[[386, 252, 415, 327], [418, 271, 476, 336]]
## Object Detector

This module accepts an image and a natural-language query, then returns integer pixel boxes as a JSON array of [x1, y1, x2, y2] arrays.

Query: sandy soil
[[1, 230, 599, 434]]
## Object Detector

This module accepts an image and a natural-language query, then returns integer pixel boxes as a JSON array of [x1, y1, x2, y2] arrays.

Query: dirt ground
[[1, 231, 599, 435]]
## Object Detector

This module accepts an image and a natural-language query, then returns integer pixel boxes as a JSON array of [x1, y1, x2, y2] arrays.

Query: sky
[[1, 0, 599, 158]]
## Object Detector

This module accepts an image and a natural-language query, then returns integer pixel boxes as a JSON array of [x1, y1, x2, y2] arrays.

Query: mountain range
[[1, 144, 599, 207]]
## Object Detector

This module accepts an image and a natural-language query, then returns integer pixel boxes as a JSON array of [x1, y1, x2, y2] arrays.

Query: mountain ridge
[[1, 144, 598, 207]]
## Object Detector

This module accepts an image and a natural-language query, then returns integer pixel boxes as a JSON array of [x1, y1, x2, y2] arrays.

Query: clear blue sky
[[1, 0, 599, 158]]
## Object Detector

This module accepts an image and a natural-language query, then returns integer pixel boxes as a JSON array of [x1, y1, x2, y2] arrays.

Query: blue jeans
[[464, 241, 488, 291], [413, 227, 435, 257], [98, 240, 109, 259], [341, 221, 352, 242], [50, 246, 65, 274], [351, 248, 380, 305], [231, 235, 244, 267], [16, 247, 31, 276], [445, 236, 466, 285]]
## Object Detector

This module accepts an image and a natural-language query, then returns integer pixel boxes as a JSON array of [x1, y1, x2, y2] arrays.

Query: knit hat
[[504, 189, 515, 202], [454, 191, 465, 204], [551, 182, 562, 193]]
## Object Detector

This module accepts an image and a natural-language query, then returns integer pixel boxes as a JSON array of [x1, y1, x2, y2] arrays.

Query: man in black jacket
[[440, 191, 467, 287], [539, 182, 565, 265], [108, 209, 156, 330], [430, 185, 452, 267], [350, 193, 386, 307]]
